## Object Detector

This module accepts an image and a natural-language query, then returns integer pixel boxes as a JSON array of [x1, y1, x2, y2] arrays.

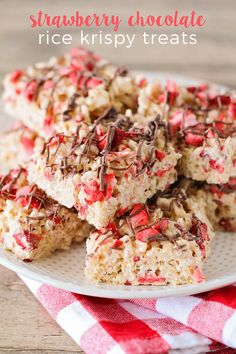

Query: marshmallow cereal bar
[[0, 167, 91, 261], [28, 113, 180, 228], [0, 122, 38, 173], [3, 48, 138, 139], [85, 185, 214, 285]]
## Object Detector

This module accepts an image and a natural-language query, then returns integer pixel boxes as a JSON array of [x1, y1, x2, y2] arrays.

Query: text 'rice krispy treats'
[[3, 47, 139, 139], [0, 167, 91, 261], [85, 185, 214, 286], [28, 111, 181, 229], [0, 122, 39, 173]]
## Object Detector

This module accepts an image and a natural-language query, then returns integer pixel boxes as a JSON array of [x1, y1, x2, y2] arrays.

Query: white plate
[[0, 72, 235, 299]]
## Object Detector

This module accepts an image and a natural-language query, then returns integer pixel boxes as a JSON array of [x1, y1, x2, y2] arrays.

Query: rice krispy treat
[[3, 47, 138, 139], [85, 186, 214, 286], [0, 122, 38, 173], [136, 80, 236, 184], [204, 178, 236, 232], [28, 112, 181, 229], [0, 167, 91, 261]]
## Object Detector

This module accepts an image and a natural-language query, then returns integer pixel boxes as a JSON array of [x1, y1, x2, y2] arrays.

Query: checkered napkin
[[20, 276, 236, 354]]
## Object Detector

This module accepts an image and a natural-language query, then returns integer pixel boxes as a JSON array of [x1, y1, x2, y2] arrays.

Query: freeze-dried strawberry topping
[[166, 80, 179, 105], [20, 136, 35, 154], [105, 222, 120, 239], [112, 239, 123, 248], [184, 132, 204, 146], [135, 218, 169, 242], [138, 275, 166, 284], [86, 77, 103, 89], [194, 267, 205, 283], [13, 230, 41, 250], [209, 185, 224, 198], [137, 78, 147, 88], [229, 102, 236, 119], [209, 159, 224, 173], [155, 165, 172, 178], [83, 173, 115, 205], [155, 150, 166, 161], [219, 217, 234, 232], [16, 185, 44, 210], [116, 207, 128, 217], [25, 81, 37, 101], [48, 134, 64, 146], [133, 256, 140, 262], [169, 112, 183, 137], [130, 204, 149, 229], [9, 70, 23, 83], [43, 80, 54, 90], [43, 116, 54, 135], [135, 227, 158, 242]]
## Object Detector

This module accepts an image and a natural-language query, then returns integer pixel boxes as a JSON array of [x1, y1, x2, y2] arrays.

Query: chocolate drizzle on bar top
[[94, 186, 208, 252], [41, 109, 169, 192], [0, 168, 65, 226], [20, 49, 134, 124]]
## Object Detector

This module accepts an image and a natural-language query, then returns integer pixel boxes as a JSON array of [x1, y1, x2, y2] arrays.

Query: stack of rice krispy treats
[[1, 47, 235, 286]]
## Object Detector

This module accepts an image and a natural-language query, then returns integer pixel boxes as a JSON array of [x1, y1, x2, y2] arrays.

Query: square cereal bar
[[28, 113, 180, 228], [3, 48, 138, 139], [0, 167, 91, 261], [85, 185, 214, 285]]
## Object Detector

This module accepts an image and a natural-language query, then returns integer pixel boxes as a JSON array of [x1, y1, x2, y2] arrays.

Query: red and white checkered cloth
[[20, 276, 236, 354]]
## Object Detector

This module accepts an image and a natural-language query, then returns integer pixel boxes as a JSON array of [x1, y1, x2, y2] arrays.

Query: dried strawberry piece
[[43, 80, 54, 90], [130, 204, 149, 229], [155, 165, 172, 178], [169, 112, 183, 136], [209, 185, 223, 198], [84, 180, 105, 204], [166, 80, 179, 105], [228, 102, 236, 119], [209, 95, 231, 108], [48, 214, 62, 225], [16, 186, 43, 210], [112, 239, 123, 248], [44, 169, 53, 181], [228, 177, 236, 190], [155, 150, 166, 162], [155, 218, 169, 234], [70, 58, 84, 71], [135, 227, 160, 242], [116, 207, 128, 217], [48, 134, 64, 146], [138, 275, 166, 284], [112, 128, 127, 148], [206, 129, 216, 139], [209, 159, 224, 174], [137, 78, 147, 88], [9, 70, 23, 83], [185, 132, 204, 146], [104, 173, 115, 200], [43, 116, 54, 136], [124, 280, 132, 285], [193, 267, 205, 283], [20, 136, 35, 154], [219, 217, 234, 232], [105, 222, 120, 238], [13, 230, 41, 250], [133, 256, 140, 262], [79, 205, 88, 218], [25, 80, 37, 101], [86, 77, 103, 89]]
